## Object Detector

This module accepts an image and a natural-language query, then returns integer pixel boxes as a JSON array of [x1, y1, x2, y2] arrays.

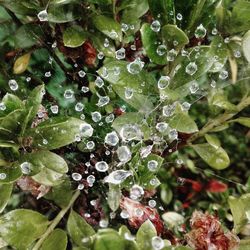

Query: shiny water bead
[[37, 9, 48, 22], [185, 62, 198, 75], [151, 236, 164, 250], [181, 102, 191, 111], [120, 124, 142, 141], [105, 131, 119, 146], [167, 49, 177, 61], [109, 30, 118, 39], [97, 52, 104, 60], [157, 76, 170, 89], [75, 102, 84, 112], [100, 66, 109, 78], [105, 113, 115, 123], [181, 49, 189, 57], [80, 123, 94, 137], [150, 20, 161, 32], [156, 44, 167, 56], [95, 77, 104, 88], [86, 141, 95, 149], [80, 114, 85, 120], [117, 146, 131, 162], [210, 80, 216, 88], [140, 145, 153, 158], [87, 175, 95, 186], [75, 134, 81, 142], [45, 71, 51, 77], [120, 210, 130, 219], [72, 172, 82, 181], [77, 183, 84, 190], [147, 160, 158, 172], [135, 208, 144, 217], [99, 219, 109, 228], [127, 58, 144, 74], [115, 48, 126, 60], [81, 86, 89, 93], [104, 170, 132, 184], [169, 129, 178, 140], [97, 96, 110, 107], [8, 79, 18, 91], [130, 185, 144, 200], [95, 161, 109, 172], [0, 173, 6, 180], [125, 87, 134, 99], [189, 81, 199, 94], [64, 89, 74, 99], [0, 102, 6, 111], [219, 70, 228, 79], [224, 37, 230, 43], [156, 122, 168, 133], [78, 70, 86, 78], [121, 23, 129, 32], [212, 28, 218, 35], [104, 38, 109, 48], [130, 44, 136, 50], [20, 162, 31, 174], [148, 199, 156, 208], [52, 41, 57, 48], [129, 24, 135, 30], [234, 50, 241, 58], [176, 13, 183, 20], [43, 139, 48, 145], [195, 24, 207, 38], [176, 159, 184, 165], [150, 178, 158, 186], [26, 77, 31, 82], [162, 104, 175, 117], [91, 111, 102, 122]]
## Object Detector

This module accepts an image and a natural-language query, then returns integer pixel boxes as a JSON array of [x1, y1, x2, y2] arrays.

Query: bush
[[0, 0, 249, 249]]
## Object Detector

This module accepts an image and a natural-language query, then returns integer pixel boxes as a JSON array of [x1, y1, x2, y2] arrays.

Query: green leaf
[[67, 210, 95, 247], [162, 24, 189, 48], [40, 229, 67, 250], [192, 143, 230, 170], [228, 193, 250, 233], [0, 164, 22, 184], [243, 30, 250, 63], [19, 150, 68, 176], [230, 117, 250, 127], [162, 212, 184, 228], [136, 220, 157, 250], [92, 15, 122, 42], [0, 209, 49, 250], [107, 184, 121, 212], [205, 134, 221, 148], [141, 23, 167, 65], [26, 117, 87, 150], [13, 53, 31, 74], [63, 25, 87, 48], [0, 183, 12, 213]]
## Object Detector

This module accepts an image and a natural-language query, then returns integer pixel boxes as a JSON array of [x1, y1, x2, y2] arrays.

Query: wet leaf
[[204, 134, 221, 148], [63, 25, 87, 48], [0, 183, 12, 213], [0, 164, 22, 184], [67, 210, 95, 246], [192, 143, 230, 170], [40, 229, 67, 250], [107, 184, 121, 212], [229, 117, 250, 127], [242, 30, 250, 63], [13, 53, 31, 74], [0, 209, 49, 250]]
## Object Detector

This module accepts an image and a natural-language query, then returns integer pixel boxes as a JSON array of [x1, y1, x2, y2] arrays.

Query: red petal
[[206, 179, 228, 193]]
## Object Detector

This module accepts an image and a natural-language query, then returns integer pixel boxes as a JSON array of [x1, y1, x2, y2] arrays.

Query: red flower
[[185, 211, 239, 250], [120, 197, 164, 235], [206, 180, 228, 193]]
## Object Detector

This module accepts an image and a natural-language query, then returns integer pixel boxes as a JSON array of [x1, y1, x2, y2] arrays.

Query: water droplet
[[105, 131, 119, 146], [212, 28, 218, 35], [162, 104, 175, 117], [195, 24, 207, 38], [0, 102, 6, 111], [189, 81, 199, 94], [210, 80, 216, 88], [125, 87, 134, 99], [176, 13, 183, 20], [97, 52, 104, 60], [135, 208, 144, 217], [234, 50, 241, 58], [150, 20, 161, 32], [121, 23, 129, 32], [167, 49, 177, 61], [45, 71, 51, 77], [117, 146, 131, 162], [185, 62, 198, 75], [75, 102, 84, 112], [95, 77, 104, 88], [64, 89, 74, 99], [140, 145, 153, 158], [147, 160, 159, 172], [104, 38, 109, 48], [91, 111, 102, 122], [87, 175, 95, 186], [37, 9, 48, 22], [81, 86, 89, 93], [105, 113, 115, 123], [99, 219, 109, 228], [156, 122, 168, 133], [127, 58, 144, 74], [0, 173, 6, 180], [78, 70, 86, 78], [80, 123, 94, 137], [156, 45, 167, 56], [43, 139, 48, 145], [219, 70, 228, 79], [97, 96, 110, 107], [157, 76, 170, 89], [181, 102, 191, 111], [104, 170, 132, 184], [151, 236, 164, 250], [120, 210, 129, 219], [120, 124, 142, 142], [148, 199, 156, 208], [95, 161, 109, 172], [86, 141, 95, 150], [50, 105, 58, 114], [8, 79, 18, 91], [130, 184, 144, 200], [169, 129, 178, 140], [109, 30, 118, 39], [77, 183, 84, 190], [72, 172, 82, 181], [115, 48, 126, 60], [20, 162, 31, 174]]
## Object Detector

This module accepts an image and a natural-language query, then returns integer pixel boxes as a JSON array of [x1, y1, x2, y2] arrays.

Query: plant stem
[[32, 190, 80, 250], [188, 96, 250, 143]]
